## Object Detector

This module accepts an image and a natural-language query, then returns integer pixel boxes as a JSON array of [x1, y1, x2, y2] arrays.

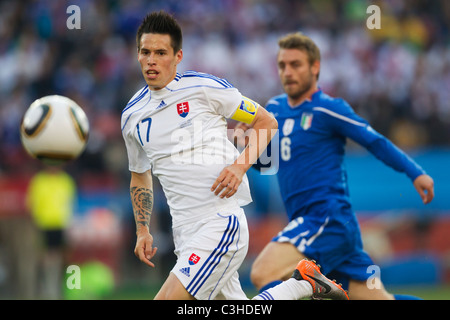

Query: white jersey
[[121, 71, 256, 228]]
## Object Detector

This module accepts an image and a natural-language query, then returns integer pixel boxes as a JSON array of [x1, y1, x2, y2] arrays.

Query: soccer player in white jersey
[[121, 10, 348, 300]]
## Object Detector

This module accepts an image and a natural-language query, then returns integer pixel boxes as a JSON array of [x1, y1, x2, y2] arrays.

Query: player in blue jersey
[[236, 32, 434, 300]]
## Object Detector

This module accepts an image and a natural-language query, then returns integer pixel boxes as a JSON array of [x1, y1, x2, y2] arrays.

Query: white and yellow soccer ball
[[20, 95, 89, 164]]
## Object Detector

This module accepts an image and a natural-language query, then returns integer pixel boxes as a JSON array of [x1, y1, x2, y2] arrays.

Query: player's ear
[[311, 60, 320, 79], [175, 49, 183, 65], [137, 46, 141, 60]]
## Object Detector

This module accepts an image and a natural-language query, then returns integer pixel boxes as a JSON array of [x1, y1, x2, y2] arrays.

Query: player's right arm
[[130, 169, 158, 267]]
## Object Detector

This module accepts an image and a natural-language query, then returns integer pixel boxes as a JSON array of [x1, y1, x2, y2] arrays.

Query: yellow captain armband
[[231, 96, 260, 124]]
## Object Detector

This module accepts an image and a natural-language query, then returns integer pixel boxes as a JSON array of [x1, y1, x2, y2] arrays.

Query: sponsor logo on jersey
[[156, 100, 167, 110], [188, 253, 201, 265], [300, 112, 313, 130], [177, 102, 190, 118]]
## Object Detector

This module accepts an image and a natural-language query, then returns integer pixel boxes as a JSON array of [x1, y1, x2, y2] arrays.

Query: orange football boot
[[292, 259, 349, 300]]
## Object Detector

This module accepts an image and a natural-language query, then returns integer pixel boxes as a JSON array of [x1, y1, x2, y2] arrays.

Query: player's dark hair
[[278, 32, 321, 79], [136, 10, 182, 53]]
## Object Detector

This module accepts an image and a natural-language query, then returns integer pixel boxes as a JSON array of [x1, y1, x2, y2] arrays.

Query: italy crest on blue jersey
[[300, 112, 313, 130]]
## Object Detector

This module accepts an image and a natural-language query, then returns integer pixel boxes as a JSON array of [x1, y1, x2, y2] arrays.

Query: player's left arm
[[327, 101, 435, 204], [211, 98, 278, 198], [367, 138, 435, 204], [357, 130, 434, 204]]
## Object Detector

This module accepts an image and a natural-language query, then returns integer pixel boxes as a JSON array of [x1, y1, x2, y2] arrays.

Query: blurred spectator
[[26, 165, 77, 299]]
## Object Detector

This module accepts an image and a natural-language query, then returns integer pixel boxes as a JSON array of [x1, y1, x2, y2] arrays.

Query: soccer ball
[[20, 95, 89, 164]]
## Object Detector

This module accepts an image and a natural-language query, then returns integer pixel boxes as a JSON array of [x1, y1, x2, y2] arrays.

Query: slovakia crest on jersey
[[188, 253, 201, 265], [177, 102, 189, 118], [300, 112, 313, 130]]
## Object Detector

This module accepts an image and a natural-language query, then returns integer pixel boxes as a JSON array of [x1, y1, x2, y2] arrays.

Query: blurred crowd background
[[0, 0, 449, 299]]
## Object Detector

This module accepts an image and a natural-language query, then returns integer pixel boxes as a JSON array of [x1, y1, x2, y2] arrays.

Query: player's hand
[[211, 164, 246, 199], [413, 174, 434, 204], [134, 229, 158, 267]]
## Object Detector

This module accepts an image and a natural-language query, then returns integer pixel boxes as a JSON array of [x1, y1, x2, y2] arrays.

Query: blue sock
[[394, 294, 422, 300], [259, 280, 283, 293]]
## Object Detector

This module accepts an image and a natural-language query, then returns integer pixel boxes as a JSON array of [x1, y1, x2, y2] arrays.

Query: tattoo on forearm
[[130, 187, 153, 230]]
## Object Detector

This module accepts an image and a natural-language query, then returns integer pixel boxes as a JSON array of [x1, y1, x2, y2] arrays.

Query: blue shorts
[[272, 199, 374, 290]]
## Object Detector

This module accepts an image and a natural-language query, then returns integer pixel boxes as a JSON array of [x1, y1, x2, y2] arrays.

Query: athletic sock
[[259, 280, 282, 293], [394, 294, 422, 300], [252, 278, 313, 300]]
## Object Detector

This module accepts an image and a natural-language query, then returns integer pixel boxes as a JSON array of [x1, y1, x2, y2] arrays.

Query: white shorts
[[171, 207, 249, 300]]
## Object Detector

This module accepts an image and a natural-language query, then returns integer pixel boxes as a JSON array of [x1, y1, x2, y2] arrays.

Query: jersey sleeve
[[207, 86, 259, 124], [230, 96, 260, 124], [121, 115, 151, 173], [323, 99, 426, 181]]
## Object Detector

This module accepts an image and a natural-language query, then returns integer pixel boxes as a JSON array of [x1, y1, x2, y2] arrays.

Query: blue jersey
[[263, 89, 425, 222]]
